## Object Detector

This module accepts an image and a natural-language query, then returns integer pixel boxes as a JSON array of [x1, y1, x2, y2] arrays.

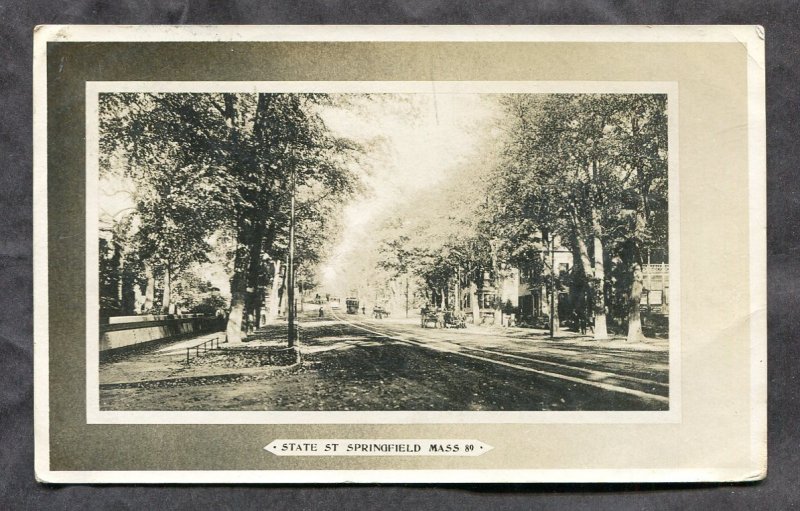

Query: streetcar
[[346, 297, 360, 314]]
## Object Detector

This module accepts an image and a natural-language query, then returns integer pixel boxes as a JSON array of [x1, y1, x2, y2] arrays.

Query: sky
[[317, 93, 502, 294]]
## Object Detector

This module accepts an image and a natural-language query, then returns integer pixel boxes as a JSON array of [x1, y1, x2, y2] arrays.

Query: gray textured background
[[1, 1, 798, 509]]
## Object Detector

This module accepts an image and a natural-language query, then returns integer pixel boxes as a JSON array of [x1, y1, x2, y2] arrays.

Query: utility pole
[[287, 167, 297, 347], [455, 266, 461, 313], [405, 276, 409, 318], [549, 234, 556, 339]]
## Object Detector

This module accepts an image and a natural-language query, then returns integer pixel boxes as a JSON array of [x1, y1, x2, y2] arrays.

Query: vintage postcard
[[34, 25, 766, 483]]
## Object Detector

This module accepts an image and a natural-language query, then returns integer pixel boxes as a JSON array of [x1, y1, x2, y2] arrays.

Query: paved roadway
[[311, 310, 670, 412], [100, 309, 669, 412]]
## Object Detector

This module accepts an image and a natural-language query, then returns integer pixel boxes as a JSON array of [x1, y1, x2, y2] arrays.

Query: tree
[[491, 93, 668, 340], [170, 270, 228, 315], [99, 93, 361, 343], [100, 93, 237, 314], [374, 149, 499, 323], [604, 94, 668, 340]]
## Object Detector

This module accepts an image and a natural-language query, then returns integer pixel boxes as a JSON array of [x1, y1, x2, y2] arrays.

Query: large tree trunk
[[255, 303, 262, 330], [143, 263, 155, 313], [259, 218, 280, 324], [490, 242, 503, 324], [627, 264, 645, 342], [551, 287, 559, 335], [267, 260, 282, 321], [278, 256, 289, 316], [299, 283, 305, 312], [226, 223, 251, 344], [572, 222, 602, 338], [405, 277, 410, 318], [243, 218, 267, 332], [591, 227, 609, 340], [222, 96, 249, 343], [547, 233, 560, 337], [626, 188, 650, 341], [470, 280, 481, 324], [227, 272, 247, 343], [590, 156, 610, 340], [161, 264, 171, 314], [454, 269, 461, 313]]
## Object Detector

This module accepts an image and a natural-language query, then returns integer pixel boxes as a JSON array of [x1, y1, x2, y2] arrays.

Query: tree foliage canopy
[[99, 92, 362, 327]]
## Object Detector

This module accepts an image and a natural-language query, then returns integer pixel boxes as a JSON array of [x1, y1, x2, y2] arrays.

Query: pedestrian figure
[[318, 307, 324, 318], [574, 310, 586, 335], [362, 306, 366, 315], [457, 310, 467, 328], [572, 289, 592, 335]]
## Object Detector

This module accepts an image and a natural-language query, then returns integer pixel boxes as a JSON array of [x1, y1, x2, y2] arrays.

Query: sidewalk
[[99, 317, 319, 386], [475, 324, 669, 352], [358, 314, 669, 353]]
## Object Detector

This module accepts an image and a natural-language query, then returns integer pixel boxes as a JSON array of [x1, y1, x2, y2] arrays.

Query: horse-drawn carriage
[[372, 306, 389, 319], [420, 309, 466, 329], [421, 310, 441, 328]]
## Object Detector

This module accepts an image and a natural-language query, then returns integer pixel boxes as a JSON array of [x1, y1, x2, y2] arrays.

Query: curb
[[100, 360, 303, 390]]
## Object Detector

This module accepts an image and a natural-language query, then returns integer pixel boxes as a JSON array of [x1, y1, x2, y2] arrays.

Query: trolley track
[[331, 311, 669, 405]]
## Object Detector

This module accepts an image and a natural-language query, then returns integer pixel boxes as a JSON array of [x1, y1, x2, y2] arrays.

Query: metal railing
[[185, 335, 225, 365]]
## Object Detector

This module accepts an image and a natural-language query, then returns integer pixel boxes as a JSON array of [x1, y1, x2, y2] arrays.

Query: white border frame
[[33, 24, 766, 484]]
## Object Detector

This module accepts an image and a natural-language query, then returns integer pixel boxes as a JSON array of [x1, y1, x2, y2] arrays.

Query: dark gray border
[[52, 39, 728, 473], [2, 1, 798, 509]]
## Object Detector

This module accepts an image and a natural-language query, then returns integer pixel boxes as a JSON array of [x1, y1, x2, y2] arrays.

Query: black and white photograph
[[92, 86, 673, 414]]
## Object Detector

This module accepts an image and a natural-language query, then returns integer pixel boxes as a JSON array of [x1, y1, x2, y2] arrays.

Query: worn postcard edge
[[32, 24, 767, 484]]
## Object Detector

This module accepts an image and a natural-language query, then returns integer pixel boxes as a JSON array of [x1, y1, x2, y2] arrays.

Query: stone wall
[[99, 315, 225, 352]]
